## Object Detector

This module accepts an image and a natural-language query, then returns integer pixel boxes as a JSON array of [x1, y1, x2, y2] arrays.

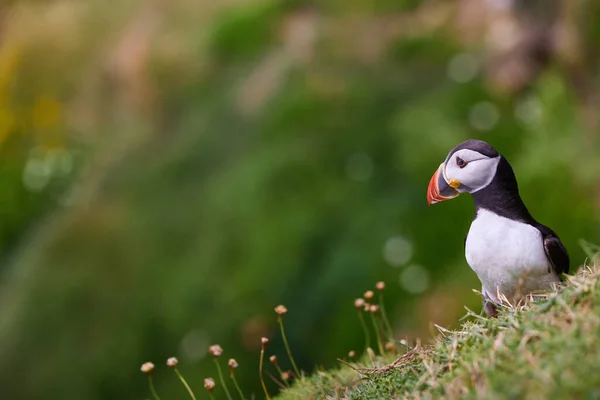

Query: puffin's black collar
[[471, 156, 535, 224]]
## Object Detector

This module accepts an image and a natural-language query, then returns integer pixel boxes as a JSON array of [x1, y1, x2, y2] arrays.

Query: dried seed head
[[363, 302, 371, 312], [369, 304, 379, 314], [228, 358, 239, 369], [274, 305, 288, 316], [366, 347, 376, 359], [348, 350, 356, 358], [141, 362, 155, 374], [354, 298, 365, 309], [261, 337, 269, 345], [269, 355, 277, 364], [364, 290, 374, 300], [166, 357, 178, 367], [208, 344, 223, 357], [385, 342, 396, 353], [281, 371, 291, 381], [376, 281, 385, 291], [204, 377, 216, 392]]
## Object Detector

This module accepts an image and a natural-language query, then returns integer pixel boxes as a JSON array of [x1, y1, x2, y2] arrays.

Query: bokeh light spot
[[514, 96, 542, 126], [469, 101, 499, 131], [23, 152, 52, 192], [179, 329, 209, 363], [399, 265, 430, 294], [447, 53, 479, 84], [383, 236, 413, 267]]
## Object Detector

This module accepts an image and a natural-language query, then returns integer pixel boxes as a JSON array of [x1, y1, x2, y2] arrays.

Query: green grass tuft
[[277, 262, 600, 399]]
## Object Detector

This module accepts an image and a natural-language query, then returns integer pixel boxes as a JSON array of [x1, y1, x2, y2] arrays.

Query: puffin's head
[[427, 139, 501, 205]]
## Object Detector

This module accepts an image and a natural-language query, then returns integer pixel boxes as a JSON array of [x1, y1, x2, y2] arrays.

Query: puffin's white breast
[[465, 209, 559, 303]]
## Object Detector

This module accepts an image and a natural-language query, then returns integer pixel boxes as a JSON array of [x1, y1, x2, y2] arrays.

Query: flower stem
[[273, 364, 290, 387], [147, 375, 162, 400], [379, 294, 394, 340], [214, 359, 233, 400], [357, 310, 371, 352], [174, 368, 197, 400], [259, 346, 271, 400], [230, 373, 246, 400], [370, 313, 384, 355], [266, 371, 287, 389], [278, 315, 301, 379]]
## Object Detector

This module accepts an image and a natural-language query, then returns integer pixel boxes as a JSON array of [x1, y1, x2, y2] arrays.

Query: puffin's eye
[[456, 156, 468, 168]]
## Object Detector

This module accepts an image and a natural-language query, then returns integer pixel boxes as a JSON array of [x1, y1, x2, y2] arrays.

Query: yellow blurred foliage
[[0, 41, 21, 147], [0, 38, 64, 150], [31, 95, 61, 127]]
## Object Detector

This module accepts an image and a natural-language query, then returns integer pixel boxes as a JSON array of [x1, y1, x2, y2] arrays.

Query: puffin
[[427, 139, 569, 316]]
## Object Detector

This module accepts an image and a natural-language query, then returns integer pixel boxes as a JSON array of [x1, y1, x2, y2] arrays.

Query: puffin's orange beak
[[427, 163, 460, 205]]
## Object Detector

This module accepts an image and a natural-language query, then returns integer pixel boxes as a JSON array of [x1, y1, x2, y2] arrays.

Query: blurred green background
[[0, 0, 599, 398]]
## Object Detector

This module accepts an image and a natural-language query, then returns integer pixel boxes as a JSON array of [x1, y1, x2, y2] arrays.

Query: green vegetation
[[0, 1, 599, 399], [278, 258, 600, 399]]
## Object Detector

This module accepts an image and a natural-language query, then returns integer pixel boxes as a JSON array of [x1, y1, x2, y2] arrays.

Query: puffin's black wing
[[535, 223, 569, 275]]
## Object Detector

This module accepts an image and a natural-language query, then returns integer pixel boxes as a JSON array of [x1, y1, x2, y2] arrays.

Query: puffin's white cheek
[[465, 165, 495, 192]]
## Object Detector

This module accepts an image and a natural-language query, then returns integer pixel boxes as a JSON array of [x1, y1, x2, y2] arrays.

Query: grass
[[141, 254, 600, 400], [276, 262, 600, 399]]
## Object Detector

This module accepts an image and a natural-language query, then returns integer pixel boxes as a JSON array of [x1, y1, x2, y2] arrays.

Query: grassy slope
[[277, 263, 600, 399]]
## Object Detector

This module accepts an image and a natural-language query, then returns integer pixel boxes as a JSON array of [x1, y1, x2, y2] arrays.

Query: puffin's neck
[[470, 157, 535, 224]]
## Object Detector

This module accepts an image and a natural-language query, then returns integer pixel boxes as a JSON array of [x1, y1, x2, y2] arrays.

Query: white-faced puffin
[[427, 139, 569, 316]]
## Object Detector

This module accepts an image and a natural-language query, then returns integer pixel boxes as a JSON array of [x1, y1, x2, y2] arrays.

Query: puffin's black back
[[470, 153, 570, 275]]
